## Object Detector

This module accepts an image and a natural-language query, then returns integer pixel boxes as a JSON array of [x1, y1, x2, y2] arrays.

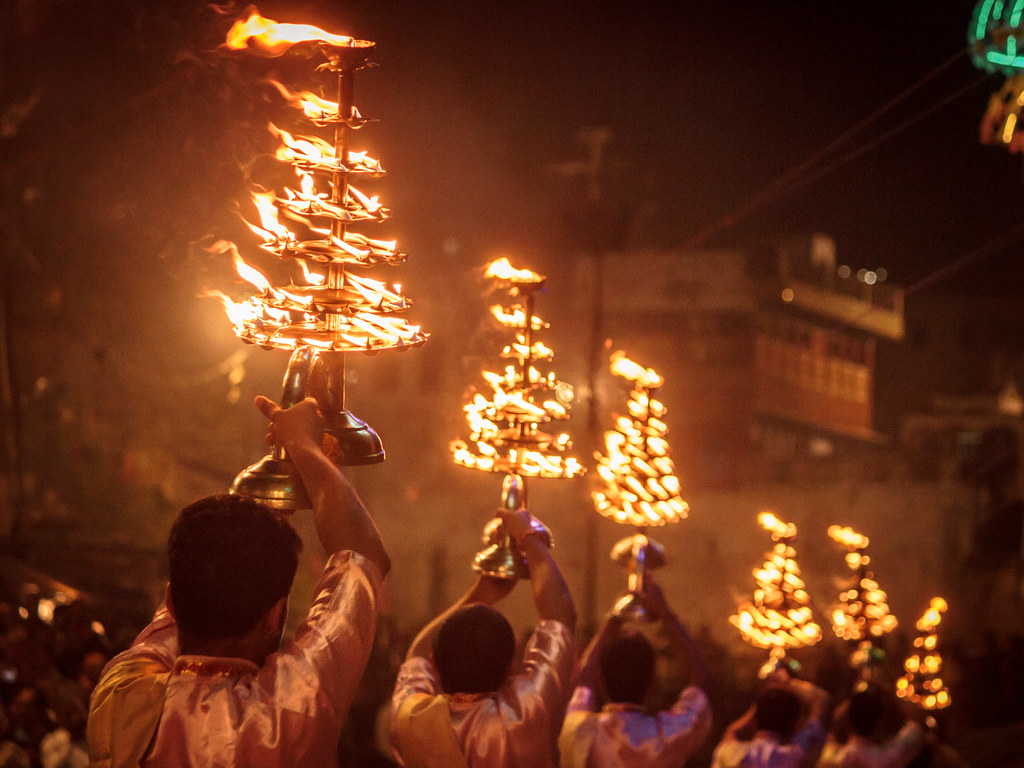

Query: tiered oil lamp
[[731, 512, 821, 677], [592, 352, 688, 620], [209, 10, 426, 508], [828, 525, 898, 676], [895, 597, 951, 710], [450, 258, 583, 578]]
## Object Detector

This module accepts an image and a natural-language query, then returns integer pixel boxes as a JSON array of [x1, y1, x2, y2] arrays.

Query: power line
[[769, 72, 992, 206], [905, 218, 1024, 297], [684, 48, 976, 248]]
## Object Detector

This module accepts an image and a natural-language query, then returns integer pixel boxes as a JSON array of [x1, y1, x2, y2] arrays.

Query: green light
[[1012, 0, 1024, 25], [987, 50, 1024, 67], [976, 0, 997, 41], [997, 1, 1006, 18]]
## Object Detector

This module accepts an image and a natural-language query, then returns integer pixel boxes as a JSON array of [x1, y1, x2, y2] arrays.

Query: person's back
[[817, 686, 925, 768], [87, 396, 390, 768], [391, 508, 577, 768], [712, 678, 829, 768], [559, 582, 712, 768]]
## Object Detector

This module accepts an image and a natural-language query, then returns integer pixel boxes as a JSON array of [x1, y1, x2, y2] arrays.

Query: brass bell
[[230, 347, 384, 510], [610, 532, 665, 621]]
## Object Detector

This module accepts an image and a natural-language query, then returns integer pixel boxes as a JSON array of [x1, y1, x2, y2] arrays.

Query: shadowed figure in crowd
[[818, 683, 930, 768], [558, 579, 713, 768], [712, 672, 830, 768], [390, 507, 577, 768], [87, 395, 390, 768]]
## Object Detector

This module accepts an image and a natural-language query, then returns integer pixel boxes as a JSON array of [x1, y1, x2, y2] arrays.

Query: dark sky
[[3, 0, 1020, 298], [326, 0, 1023, 296]]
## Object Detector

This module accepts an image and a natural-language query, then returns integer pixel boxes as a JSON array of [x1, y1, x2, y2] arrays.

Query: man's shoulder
[[525, 619, 575, 658], [322, 549, 386, 589], [88, 657, 172, 768]]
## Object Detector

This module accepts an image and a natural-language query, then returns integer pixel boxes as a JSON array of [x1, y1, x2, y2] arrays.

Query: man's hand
[[641, 580, 671, 622], [252, 395, 389, 575], [498, 507, 534, 542], [255, 396, 323, 451]]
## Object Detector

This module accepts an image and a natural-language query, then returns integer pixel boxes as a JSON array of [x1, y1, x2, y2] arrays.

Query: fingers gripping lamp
[[450, 259, 583, 578], [208, 11, 427, 508]]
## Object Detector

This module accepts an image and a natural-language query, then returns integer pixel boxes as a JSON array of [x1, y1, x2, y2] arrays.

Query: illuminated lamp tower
[[896, 597, 952, 711], [592, 352, 689, 620], [208, 10, 426, 508], [969, 0, 1024, 153], [450, 258, 583, 578], [828, 525, 898, 677], [731, 513, 822, 677]]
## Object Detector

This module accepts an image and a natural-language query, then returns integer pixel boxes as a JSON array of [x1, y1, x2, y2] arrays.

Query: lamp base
[[230, 455, 312, 511], [472, 544, 528, 580], [324, 410, 385, 465]]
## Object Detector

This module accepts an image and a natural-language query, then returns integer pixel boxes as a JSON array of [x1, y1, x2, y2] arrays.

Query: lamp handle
[[272, 347, 317, 459]]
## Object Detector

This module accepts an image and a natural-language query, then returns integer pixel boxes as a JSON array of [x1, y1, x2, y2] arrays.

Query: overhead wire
[[683, 47, 977, 249]]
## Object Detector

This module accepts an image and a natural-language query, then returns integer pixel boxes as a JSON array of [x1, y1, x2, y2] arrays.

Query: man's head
[[168, 494, 302, 643], [754, 686, 802, 737], [847, 684, 885, 737], [600, 631, 655, 705], [433, 604, 515, 694]]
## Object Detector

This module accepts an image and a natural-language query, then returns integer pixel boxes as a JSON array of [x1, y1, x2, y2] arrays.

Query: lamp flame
[[731, 514, 820, 652], [450, 260, 580, 479], [224, 10, 356, 55], [592, 352, 687, 527], [484, 257, 544, 286], [828, 523, 897, 643], [206, 14, 426, 355], [896, 597, 950, 710], [609, 350, 664, 389]]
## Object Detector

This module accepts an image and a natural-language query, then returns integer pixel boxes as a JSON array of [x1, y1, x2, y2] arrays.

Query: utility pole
[[548, 126, 618, 634], [0, 283, 26, 555]]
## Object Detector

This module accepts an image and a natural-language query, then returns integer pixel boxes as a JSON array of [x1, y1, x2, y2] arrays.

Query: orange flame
[[224, 10, 354, 55], [758, 511, 796, 540], [267, 80, 339, 120], [484, 257, 544, 285], [609, 350, 664, 389], [828, 524, 870, 550]]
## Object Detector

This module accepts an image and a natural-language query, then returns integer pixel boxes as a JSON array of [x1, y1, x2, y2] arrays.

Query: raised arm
[[255, 396, 390, 576], [643, 579, 710, 690], [575, 611, 623, 691], [500, 508, 578, 631]]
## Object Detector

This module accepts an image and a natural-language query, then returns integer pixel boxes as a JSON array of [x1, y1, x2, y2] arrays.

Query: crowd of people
[[0, 394, 1013, 767]]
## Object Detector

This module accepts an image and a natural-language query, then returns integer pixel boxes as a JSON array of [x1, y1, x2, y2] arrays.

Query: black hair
[[168, 494, 301, 640], [600, 631, 656, 705], [847, 685, 885, 737], [433, 604, 515, 694], [755, 686, 802, 737]]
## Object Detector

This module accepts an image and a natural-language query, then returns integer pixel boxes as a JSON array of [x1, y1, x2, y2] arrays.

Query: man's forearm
[[288, 440, 389, 575], [576, 613, 619, 689], [521, 537, 577, 630], [662, 610, 709, 690]]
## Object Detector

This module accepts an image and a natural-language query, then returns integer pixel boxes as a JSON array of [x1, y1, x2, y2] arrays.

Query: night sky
[[4, 0, 1021, 299], [329, 0, 1022, 296]]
